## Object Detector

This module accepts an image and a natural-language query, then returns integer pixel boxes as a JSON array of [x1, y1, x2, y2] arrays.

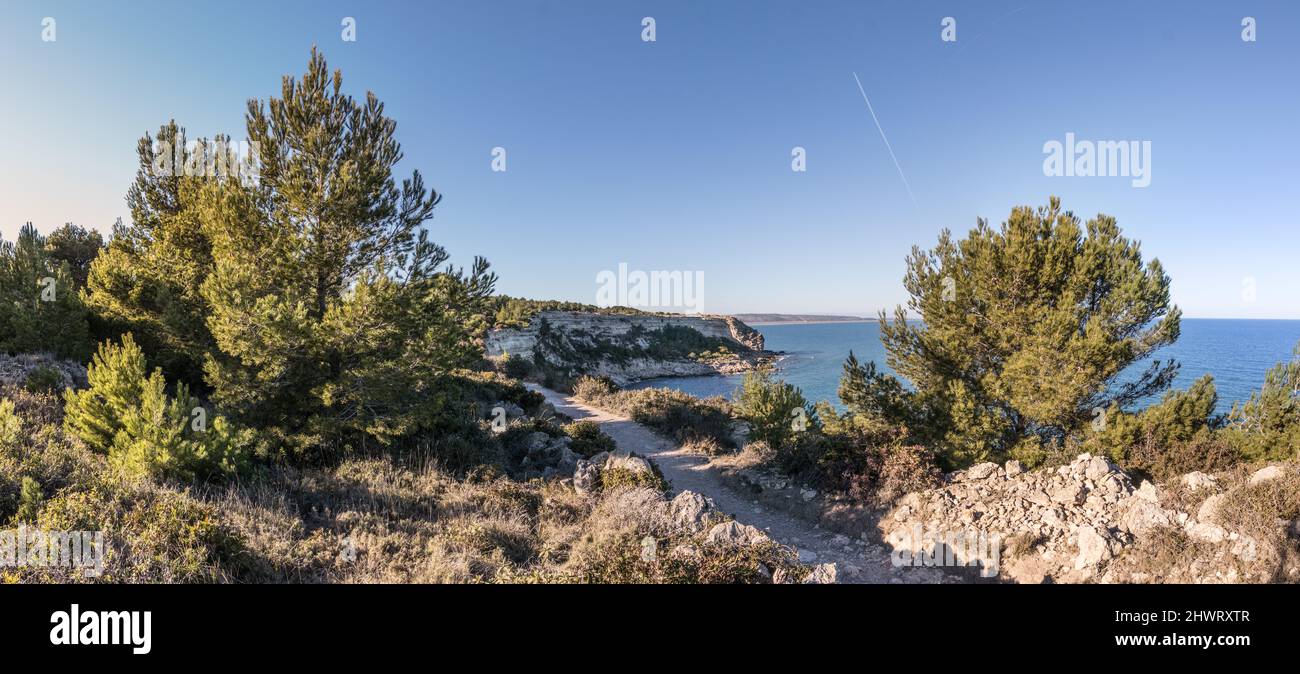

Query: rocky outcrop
[[519, 431, 583, 481], [0, 353, 87, 390], [571, 449, 656, 494], [487, 311, 764, 356], [487, 311, 774, 385], [880, 454, 1295, 584]]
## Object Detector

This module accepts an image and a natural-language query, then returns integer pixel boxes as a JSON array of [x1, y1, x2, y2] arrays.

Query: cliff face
[[486, 311, 764, 358], [486, 311, 771, 386]]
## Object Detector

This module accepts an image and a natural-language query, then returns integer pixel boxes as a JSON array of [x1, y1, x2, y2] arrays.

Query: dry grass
[[1112, 460, 1300, 583], [2, 384, 788, 584]]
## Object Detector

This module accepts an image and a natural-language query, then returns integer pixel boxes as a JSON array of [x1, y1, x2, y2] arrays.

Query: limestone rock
[[1197, 493, 1226, 524], [1181, 471, 1219, 492], [966, 462, 1000, 480], [705, 521, 768, 547], [1051, 483, 1086, 506], [573, 461, 599, 494], [1249, 465, 1286, 485], [605, 451, 653, 475], [1074, 526, 1115, 571], [669, 491, 716, 531], [802, 563, 838, 584], [1084, 456, 1117, 481]]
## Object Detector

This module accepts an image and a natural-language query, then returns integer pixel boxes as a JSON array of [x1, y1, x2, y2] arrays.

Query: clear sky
[[2, 1, 1297, 318]]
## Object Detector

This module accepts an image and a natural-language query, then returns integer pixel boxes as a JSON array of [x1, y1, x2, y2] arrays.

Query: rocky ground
[[880, 454, 1300, 583], [0, 353, 87, 389]]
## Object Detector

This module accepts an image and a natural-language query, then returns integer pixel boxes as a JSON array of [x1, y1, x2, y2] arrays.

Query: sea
[[625, 319, 1300, 415]]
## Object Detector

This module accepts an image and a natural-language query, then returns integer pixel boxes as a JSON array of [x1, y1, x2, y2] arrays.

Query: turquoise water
[[626, 319, 1300, 415]]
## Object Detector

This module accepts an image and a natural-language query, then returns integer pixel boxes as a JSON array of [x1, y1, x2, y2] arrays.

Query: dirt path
[[528, 385, 951, 584]]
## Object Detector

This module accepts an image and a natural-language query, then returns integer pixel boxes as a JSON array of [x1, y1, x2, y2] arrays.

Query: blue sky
[[2, 1, 1297, 318]]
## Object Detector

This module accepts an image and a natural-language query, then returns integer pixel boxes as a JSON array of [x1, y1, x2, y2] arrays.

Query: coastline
[[744, 319, 875, 326]]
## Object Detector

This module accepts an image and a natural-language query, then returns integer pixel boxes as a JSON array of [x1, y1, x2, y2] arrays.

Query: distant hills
[[730, 313, 872, 325]]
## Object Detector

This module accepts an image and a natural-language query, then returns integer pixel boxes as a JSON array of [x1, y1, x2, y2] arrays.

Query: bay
[[626, 319, 1300, 415]]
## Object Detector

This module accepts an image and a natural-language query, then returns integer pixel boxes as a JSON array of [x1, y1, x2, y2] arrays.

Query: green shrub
[[599, 466, 669, 494], [63, 334, 252, 481], [565, 420, 616, 457], [579, 384, 735, 449], [498, 353, 534, 380], [1127, 428, 1240, 482], [0, 389, 101, 522], [682, 436, 727, 456], [0, 397, 20, 450], [1086, 375, 1235, 479], [1008, 434, 1073, 470], [1224, 343, 1300, 462], [573, 530, 804, 584], [23, 366, 64, 394], [573, 375, 617, 402], [766, 402, 937, 505], [733, 367, 815, 447], [16, 476, 43, 522], [873, 443, 942, 505], [0, 223, 94, 361]]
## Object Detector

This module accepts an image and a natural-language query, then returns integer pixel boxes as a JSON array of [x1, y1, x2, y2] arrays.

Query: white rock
[[802, 563, 838, 584], [572, 461, 599, 494], [1134, 481, 1160, 503], [1197, 493, 1226, 524], [1084, 456, 1116, 481], [669, 491, 716, 530], [1249, 465, 1286, 485], [1074, 526, 1115, 570], [1186, 521, 1227, 544], [966, 462, 1000, 480], [705, 521, 769, 547], [1051, 484, 1086, 505], [605, 453, 653, 475], [1181, 471, 1219, 492], [1004, 460, 1025, 477]]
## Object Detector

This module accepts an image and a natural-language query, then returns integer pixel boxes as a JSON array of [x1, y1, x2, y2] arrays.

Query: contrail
[[852, 71, 918, 208]]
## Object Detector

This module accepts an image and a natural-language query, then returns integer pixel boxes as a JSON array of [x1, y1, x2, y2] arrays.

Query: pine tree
[[44, 223, 104, 287], [733, 366, 816, 447], [62, 333, 148, 453], [198, 49, 496, 458], [0, 223, 92, 360], [63, 334, 249, 481], [1225, 342, 1300, 461], [83, 122, 219, 384], [850, 198, 1181, 467]]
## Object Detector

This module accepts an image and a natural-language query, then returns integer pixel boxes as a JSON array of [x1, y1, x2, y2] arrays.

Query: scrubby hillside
[[1, 380, 819, 584]]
